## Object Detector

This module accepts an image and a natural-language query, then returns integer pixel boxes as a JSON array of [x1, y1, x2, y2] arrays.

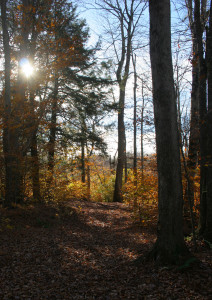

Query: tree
[[1, 0, 48, 204], [63, 68, 112, 188], [93, 0, 147, 202], [42, 0, 92, 187], [148, 0, 189, 264], [177, 0, 212, 242], [132, 53, 138, 210], [0, 0, 109, 203], [20, 0, 41, 202], [1, 0, 25, 206], [28, 2, 41, 202], [185, 0, 200, 212], [1, 0, 13, 206], [198, 0, 212, 242]]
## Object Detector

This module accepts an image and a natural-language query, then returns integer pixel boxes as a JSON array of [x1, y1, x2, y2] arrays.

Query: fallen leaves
[[0, 200, 211, 299]]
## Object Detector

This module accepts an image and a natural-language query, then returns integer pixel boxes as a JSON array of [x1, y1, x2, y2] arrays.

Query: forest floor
[[0, 199, 211, 299]]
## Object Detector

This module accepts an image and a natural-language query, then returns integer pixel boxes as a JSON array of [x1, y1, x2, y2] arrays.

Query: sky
[[75, 0, 192, 157]]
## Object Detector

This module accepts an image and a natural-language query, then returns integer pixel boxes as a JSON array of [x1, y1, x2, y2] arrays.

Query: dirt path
[[0, 200, 211, 299]]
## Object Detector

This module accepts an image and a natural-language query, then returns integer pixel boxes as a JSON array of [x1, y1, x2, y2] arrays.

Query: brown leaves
[[0, 200, 211, 299]]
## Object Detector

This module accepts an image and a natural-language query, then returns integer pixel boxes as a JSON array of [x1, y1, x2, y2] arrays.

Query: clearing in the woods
[[0, 199, 211, 299]]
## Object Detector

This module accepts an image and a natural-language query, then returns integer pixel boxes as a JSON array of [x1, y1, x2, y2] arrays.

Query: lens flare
[[19, 58, 34, 78]]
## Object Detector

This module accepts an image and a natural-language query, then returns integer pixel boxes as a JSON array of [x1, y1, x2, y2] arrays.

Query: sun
[[19, 58, 34, 78]]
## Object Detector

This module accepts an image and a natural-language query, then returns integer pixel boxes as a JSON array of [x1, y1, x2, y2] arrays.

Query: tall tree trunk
[[188, 40, 199, 167], [86, 161, 91, 200], [48, 77, 59, 185], [188, 38, 199, 159], [201, 2, 212, 242], [31, 131, 41, 201], [132, 53, 138, 210], [1, 0, 12, 207], [184, 0, 200, 224], [203, 111, 212, 242], [186, 38, 200, 215], [30, 94, 40, 200], [81, 140, 86, 184], [194, 0, 208, 236], [132, 54, 137, 176], [29, 7, 41, 202], [141, 80, 145, 177], [1, 0, 23, 206], [30, 87, 41, 202], [12, 0, 32, 203], [208, 3, 212, 113], [124, 134, 128, 184], [94, 1, 146, 203], [113, 9, 133, 202], [113, 88, 126, 202], [149, 0, 189, 264], [176, 65, 182, 146]]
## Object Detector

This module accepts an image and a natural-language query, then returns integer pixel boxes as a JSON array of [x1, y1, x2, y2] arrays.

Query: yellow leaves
[[77, 205, 82, 212], [6, 224, 14, 230], [1, 217, 14, 230], [17, 4, 23, 11], [51, 20, 55, 28], [67, 180, 87, 200], [122, 157, 158, 223]]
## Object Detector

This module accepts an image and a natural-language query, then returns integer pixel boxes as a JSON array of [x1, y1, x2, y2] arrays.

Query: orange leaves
[[17, 5, 22, 11], [51, 20, 55, 28], [122, 156, 158, 223], [123, 168, 158, 206]]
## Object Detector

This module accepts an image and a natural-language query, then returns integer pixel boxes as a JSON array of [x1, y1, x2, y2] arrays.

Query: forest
[[0, 0, 212, 299]]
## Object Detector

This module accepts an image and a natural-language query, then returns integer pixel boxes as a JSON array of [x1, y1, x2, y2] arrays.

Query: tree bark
[[48, 77, 59, 185], [1, 0, 12, 206], [124, 134, 128, 184], [31, 131, 41, 202], [113, 88, 126, 202], [141, 80, 145, 177], [183, 0, 199, 217], [132, 54, 137, 177], [203, 111, 212, 242], [113, 11, 132, 202], [86, 162, 91, 201], [206, 4, 212, 111], [208, 2, 212, 112], [187, 38, 200, 211], [200, 2, 212, 242], [96, 1, 146, 203], [149, 0, 189, 264], [132, 53, 138, 209], [1, 0, 23, 206], [29, 5, 41, 202], [193, 0, 208, 236], [81, 140, 86, 184]]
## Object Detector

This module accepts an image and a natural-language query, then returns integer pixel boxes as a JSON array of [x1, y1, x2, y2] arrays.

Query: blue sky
[[75, 0, 192, 156]]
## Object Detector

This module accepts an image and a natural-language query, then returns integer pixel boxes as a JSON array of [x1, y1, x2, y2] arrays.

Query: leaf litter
[[0, 199, 211, 299]]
